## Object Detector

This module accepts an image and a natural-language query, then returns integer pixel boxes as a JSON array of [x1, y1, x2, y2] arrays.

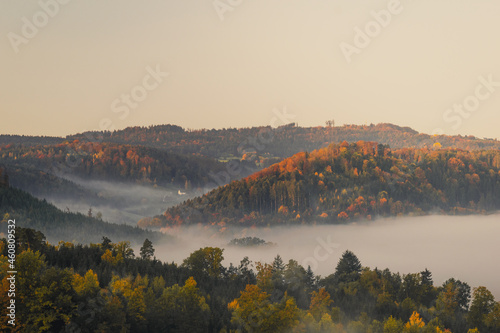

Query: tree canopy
[[0, 229, 498, 332]]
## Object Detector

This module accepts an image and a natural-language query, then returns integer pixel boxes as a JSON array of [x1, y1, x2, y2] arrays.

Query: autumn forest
[[1, 123, 500, 332]]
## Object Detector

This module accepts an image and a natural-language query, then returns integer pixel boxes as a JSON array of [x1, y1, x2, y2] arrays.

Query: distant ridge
[[0, 134, 64, 146], [66, 123, 500, 160], [3, 123, 499, 157]]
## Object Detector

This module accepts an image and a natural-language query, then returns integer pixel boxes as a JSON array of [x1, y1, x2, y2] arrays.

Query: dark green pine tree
[[334, 250, 362, 283], [420, 268, 436, 307], [305, 265, 316, 289], [420, 268, 433, 285], [272, 254, 285, 272], [101, 236, 113, 252], [140, 238, 155, 260]]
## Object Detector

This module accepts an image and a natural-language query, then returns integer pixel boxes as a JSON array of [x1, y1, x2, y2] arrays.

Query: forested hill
[[144, 141, 500, 229], [0, 184, 166, 244], [0, 141, 227, 188], [67, 123, 500, 159]]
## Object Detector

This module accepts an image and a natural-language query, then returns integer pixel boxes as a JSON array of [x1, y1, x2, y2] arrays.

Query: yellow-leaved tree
[[404, 311, 425, 333], [229, 284, 300, 332], [308, 288, 333, 321]]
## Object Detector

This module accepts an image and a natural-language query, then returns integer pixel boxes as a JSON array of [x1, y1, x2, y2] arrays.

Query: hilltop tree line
[[151, 141, 500, 229], [1, 229, 499, 332], [0, 134, 62, 146], [65, 123, 500, 159], [4, 123, 500, 163]]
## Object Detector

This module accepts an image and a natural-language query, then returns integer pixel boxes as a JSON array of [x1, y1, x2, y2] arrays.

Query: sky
[[1, 0, 500, 138]]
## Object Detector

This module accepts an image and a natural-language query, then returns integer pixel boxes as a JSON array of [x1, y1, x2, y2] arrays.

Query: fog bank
[[46, 176, 207, 225], [154, 214, 500, 299]]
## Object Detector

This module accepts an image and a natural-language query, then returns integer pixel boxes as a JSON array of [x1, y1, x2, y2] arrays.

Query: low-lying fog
[[154, 214, 500, 300], [45, 177, 209, 225]]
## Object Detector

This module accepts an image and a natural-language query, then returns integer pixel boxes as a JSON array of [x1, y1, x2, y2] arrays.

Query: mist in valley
[[44, 176, 209, 226], [28, 172, 500, 299], [153, 214, 500, 300]]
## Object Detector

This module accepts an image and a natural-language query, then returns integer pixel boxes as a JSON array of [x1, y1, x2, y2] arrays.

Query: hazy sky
[[1, 0, 499, 138]]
